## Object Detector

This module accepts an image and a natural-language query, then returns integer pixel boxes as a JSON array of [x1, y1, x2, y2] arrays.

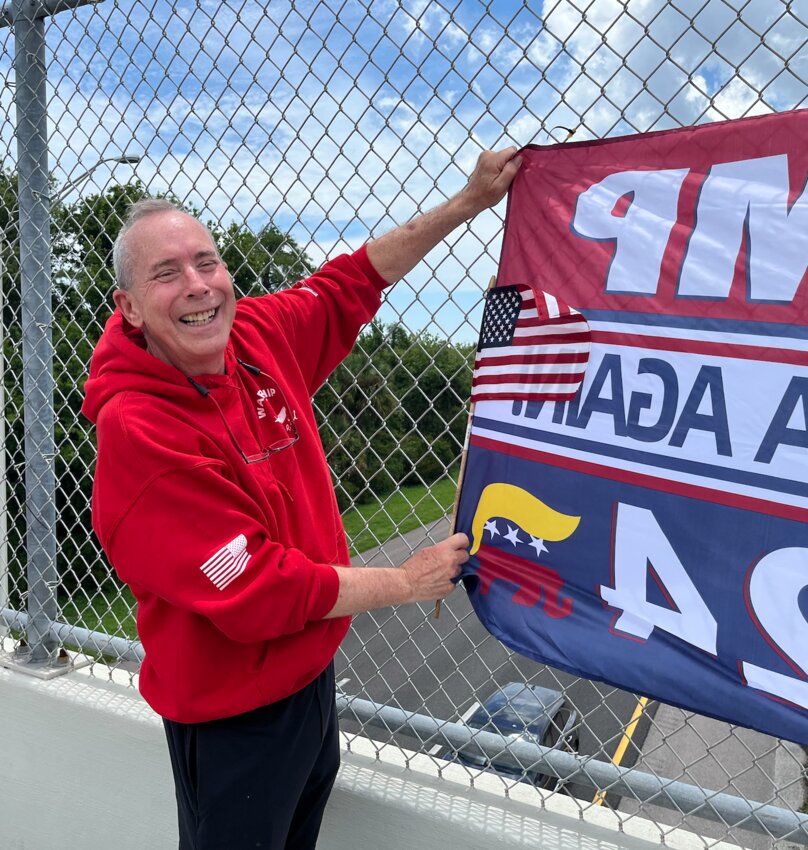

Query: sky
[[1, 0, 807, 341]]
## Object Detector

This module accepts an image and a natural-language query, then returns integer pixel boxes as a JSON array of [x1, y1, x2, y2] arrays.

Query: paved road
[[618, 708, 806, 850], [335, 519, 800, 846], [336, 518, 646, 800]]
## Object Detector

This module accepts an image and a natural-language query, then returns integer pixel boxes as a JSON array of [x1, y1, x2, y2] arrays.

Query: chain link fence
[[1, 1, 807, 847]]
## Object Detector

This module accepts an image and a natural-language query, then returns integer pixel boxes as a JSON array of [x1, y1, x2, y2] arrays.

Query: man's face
[[113, 211, 236, 377]]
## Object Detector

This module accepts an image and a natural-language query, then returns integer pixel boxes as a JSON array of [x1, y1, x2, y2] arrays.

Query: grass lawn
[[341, 473, 459, 555], [60, 586, 139, 642]]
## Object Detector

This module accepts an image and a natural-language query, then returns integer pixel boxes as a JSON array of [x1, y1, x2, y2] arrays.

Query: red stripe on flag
[[511, 331, 592, 346], [516, 314, 588, 329], [475, 352, 590, 367], [590, 330, 808, 366], [472, 371, 584, 386], [470, 391, 582, 401], [469, 434, 808, 524]]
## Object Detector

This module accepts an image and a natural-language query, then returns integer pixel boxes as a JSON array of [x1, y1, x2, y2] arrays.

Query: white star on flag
[[529, 535, 548, 556], [504, 525, 522, 546], [484, 519, 500, 538], [200, 534, 252, 590]]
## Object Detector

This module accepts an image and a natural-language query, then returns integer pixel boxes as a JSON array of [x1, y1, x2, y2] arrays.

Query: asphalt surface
[[335, 518, 797, 845], [336, 518, 649, 803]]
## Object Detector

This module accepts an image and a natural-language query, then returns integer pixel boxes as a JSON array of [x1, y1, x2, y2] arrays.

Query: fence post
[[0, 227, 6, 639], [12, 0, 58, 664]]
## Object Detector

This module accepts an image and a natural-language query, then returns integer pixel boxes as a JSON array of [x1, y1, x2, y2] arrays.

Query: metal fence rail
[[1, 2, 806, 848]]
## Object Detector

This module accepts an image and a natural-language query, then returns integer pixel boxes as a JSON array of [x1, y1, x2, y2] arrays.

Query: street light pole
[[52, 154, 141, 203]]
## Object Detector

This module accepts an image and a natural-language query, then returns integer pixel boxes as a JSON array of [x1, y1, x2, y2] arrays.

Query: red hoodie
[[82, 247, 389, 722]]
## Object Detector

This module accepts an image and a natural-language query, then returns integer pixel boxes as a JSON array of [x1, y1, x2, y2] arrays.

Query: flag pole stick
[[434, 275, 498, 619]]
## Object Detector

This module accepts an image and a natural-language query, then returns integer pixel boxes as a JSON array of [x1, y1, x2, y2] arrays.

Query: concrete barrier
[[0, 655, 746, 850]]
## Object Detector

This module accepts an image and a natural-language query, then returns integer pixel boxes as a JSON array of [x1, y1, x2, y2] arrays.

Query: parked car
[[448, 681, 580, 789]]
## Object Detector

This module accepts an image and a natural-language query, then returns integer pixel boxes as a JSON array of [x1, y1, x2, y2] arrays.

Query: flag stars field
[[481, 519, 548, 557]]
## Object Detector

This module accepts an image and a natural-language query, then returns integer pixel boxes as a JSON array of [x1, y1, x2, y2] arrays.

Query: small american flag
[[200, 534, 252, 590], [471, 283, 591, 403]]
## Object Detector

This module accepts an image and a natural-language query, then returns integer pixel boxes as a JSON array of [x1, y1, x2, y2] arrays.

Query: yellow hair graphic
[[470, 483, 580, 556]]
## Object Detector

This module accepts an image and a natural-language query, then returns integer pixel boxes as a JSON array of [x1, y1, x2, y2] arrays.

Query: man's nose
[[184, 267, 210, 295]]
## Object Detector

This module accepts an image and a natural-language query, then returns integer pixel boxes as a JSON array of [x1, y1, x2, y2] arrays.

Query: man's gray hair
[[112, 198, 219, 290]]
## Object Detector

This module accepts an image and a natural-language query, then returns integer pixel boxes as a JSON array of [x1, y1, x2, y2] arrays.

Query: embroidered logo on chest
[[255, 387, 276, 420]]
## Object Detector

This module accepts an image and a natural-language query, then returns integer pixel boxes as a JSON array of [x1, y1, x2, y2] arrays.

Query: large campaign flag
[[456, 110, 808, 745]]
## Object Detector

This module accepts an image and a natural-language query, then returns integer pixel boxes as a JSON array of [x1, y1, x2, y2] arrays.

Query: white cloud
[[475, 26, 504, 54], [709, 75, 774, 120], [1, 0, 804, 337]]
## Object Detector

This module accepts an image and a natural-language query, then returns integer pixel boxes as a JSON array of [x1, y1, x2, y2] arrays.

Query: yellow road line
[[593, 695, 649, 806]]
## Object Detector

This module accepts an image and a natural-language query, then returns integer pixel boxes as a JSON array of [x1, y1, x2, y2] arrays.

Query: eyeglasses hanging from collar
[[188, 358, 299, 465]]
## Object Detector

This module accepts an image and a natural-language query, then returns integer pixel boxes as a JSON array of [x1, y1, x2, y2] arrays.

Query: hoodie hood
[[82, 309, 237, 423]]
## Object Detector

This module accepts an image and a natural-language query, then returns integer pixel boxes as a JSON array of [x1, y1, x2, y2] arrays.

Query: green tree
[[211, 221, 314, 297], [55, 180, 161, 328], [316, 323, 402, 507], [315, 321, 475, 510]]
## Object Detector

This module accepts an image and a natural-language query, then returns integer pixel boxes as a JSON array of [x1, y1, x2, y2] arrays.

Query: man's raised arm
[[325, 148, 522, 618], [365, 147, 522, 284]]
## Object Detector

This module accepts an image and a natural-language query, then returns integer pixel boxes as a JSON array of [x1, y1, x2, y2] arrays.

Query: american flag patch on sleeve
[[200, 534, 252, 590]]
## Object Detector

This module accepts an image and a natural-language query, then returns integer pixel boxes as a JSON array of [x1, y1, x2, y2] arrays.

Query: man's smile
[[180, 307, 219, 326]]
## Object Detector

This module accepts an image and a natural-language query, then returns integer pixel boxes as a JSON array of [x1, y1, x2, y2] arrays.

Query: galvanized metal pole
[[13, 0, 57, 664], [337, 694, 808, 845], [0, 226, 6, 640], [0, 0, 102, 28]]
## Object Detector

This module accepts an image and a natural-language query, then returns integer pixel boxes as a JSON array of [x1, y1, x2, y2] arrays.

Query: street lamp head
[[48, 154, 143, 204]]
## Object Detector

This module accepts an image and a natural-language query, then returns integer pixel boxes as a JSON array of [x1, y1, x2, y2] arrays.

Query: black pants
[[163, 664, 339, 850]]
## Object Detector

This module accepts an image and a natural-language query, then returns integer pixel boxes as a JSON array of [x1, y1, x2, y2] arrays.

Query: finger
[[447, 532, 469, 549], [492, 154, 523, 191], [505, 153, 523, 173], [496, 145, 518, 166], [482, 146, 516, 177]]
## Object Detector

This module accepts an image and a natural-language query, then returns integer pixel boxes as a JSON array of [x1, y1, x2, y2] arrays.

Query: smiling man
[[111, 212, 237, 375], [82, 148, 521, 850]]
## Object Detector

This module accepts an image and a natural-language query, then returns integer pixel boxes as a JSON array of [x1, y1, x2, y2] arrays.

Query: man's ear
[[112, 288, 144, 328]]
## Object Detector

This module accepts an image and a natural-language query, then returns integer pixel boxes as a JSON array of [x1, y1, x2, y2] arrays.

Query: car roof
[[466, 682, 565, 738]]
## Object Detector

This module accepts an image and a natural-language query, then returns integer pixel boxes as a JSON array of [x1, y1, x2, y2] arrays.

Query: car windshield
[[467, 684, 563, 739]]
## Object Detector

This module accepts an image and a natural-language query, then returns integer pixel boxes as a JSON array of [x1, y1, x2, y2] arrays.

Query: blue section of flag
[[456, 436, 808, 745], [582, 310, 808, 339]]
